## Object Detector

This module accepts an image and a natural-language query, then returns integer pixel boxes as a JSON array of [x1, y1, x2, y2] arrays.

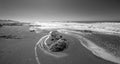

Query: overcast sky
[[0, 0, 120, 22]]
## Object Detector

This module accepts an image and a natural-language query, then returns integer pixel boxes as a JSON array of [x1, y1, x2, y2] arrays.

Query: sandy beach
[[0, 24, 118, 64]]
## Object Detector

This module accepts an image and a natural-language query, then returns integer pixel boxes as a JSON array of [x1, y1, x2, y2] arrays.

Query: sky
[[0, 0, 120, 22]]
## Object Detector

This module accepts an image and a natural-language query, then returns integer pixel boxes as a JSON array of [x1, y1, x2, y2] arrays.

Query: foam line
[[34, 35, 49, 64]]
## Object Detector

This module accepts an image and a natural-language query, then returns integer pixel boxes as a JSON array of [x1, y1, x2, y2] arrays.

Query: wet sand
[[0, 25, 117, 64], [37, 32, 117, 64], [0, 26, 47, 64]]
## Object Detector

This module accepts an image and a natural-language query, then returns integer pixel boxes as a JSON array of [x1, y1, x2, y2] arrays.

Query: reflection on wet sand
[[35, 27, 120, 64], [59, 30, 120, 64], [0, 20, 120, 64]]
